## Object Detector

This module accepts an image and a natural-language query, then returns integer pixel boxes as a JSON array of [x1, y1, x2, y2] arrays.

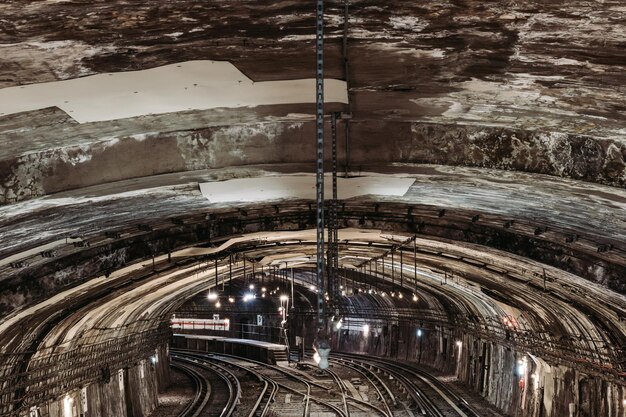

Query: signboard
[[170, 317, 230, 331], [257, 315, 263, 326]]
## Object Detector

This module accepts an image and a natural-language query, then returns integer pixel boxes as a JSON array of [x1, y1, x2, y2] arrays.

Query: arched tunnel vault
[[0, 168, 625, 415], [0, 0, 625, 415]]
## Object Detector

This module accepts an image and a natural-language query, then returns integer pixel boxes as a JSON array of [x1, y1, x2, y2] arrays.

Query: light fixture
[[417, 329, 422, 337], [215, 301, 221, 308], [207, 292, 218, 301], [412, 294, 418, 302], [309, 285, 316, 291], [261, 287, 267, 292], [228, 297, 235, 303], [243, 293, 254, 302], [517, 358, 528, 376], [362, 324, 370, 335], [398, 293, 403, 299], [455, 340, 462, 348], [280, 295, 289, 301], [249, 284, 255, 290]]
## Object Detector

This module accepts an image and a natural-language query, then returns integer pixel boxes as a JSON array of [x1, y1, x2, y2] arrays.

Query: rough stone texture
[[0, 1, 625, 417]]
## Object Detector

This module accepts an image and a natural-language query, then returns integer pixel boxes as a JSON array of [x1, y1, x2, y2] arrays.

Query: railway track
[[331, 352, 482, 417], [173, 350, 348, 417], [171, 348, 484, 417], [171, 353, 239, 417], [169, 361, 211, 417]]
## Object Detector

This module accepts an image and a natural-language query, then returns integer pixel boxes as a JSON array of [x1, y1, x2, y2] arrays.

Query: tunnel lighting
[[412, 294, 418, 302], [207, 292, 218, 301], [362, 324, 370, 335], [262, 293, 266, 298], [150, 355, 158, 364], [368, 289, 372, 294], [455, 340, 462, 348], [325, 295, 330, 301], [335, 319, 343, 330], [417, 329, 422, 337], [215, 301, 221, 308], [391, 292, 395, 297], [243, 293, 254, 302], [228, 297, 235, 303], [340, 285, 344, 289], [517, 358, 528, 376], [278, 307, 284, 312], [280, 295, 289, 301], [341, 290, 346, 296], [63, 395, 72, 417], [309, 285, 316, 291], [398, 293, 403, 299], [261, 287, 267, 292], [249, 284, 255, 290]]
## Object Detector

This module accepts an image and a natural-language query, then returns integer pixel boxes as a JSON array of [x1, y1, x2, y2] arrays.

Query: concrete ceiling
[[0, 1, 625, 411]]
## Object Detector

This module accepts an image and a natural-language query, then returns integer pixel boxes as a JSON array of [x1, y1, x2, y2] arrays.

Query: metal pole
[[315, 0, 325, 332]]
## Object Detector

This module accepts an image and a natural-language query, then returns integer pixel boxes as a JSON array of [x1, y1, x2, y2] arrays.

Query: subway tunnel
[[0, 1, 625, 417]]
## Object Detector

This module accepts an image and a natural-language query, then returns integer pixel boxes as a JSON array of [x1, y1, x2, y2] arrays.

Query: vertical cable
[[315, 0, 325, 332]]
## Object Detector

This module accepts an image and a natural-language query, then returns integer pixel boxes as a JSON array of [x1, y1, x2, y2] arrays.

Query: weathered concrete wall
[[27, 348, 167, 417], [341, 323, 626, 417], [1, 120, 625, 203]]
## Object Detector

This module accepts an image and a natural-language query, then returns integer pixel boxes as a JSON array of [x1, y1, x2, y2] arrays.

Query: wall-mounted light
[[362, 324, 370, 336], [455, 340, 462, 348], [412, 294, 418, 302], [207, 292, 218, 301], [228, 297, 235, 303], [517, 358, 528, 376], [398, 293, 403, 299], [280, 295, 289, 301], [417, 329, 422, 337], [243, 293, 254, 302], [215, 301, 221, 308]]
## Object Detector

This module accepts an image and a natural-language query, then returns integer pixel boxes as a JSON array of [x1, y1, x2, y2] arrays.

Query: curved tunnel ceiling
[[0, 0, 625, 413]]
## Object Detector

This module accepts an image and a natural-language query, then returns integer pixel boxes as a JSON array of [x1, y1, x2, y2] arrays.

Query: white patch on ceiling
[[199, 174, 415, 203], [0, 60, 348, 123]]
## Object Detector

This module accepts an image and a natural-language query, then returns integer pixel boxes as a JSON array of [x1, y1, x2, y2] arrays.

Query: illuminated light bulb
[[261, 293, 266, 298], [456, 340, 462, 348], [215, 301, 221, 308], [228, 297, 235, 303], [340, 285, 344, 289], [341, 290, 346, 296], [249, 284, 255, 290], [278, 307, 284, 312], [280, 295, 288, 301], [261, 287, 267, 292], [309, 285, 316, 291], [417, 329, 422, 337], [412, 294, 418, 302], [362, 324, 370, 335], [335, 320, 343, 330], [207, 292, 218, 301], [398, 293, 403, 299]]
